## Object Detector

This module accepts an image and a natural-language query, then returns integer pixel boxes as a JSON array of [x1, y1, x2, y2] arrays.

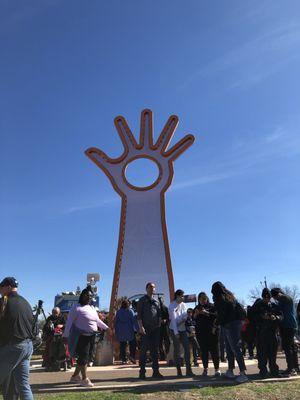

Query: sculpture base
[[94, 337, 114, 366]]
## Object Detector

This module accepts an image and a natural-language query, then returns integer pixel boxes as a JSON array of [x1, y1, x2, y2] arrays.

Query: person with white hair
[[42, 306, 66, 370]]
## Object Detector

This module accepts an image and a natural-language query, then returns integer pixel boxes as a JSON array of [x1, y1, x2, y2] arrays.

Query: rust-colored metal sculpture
[[85, 109, 195, 321]]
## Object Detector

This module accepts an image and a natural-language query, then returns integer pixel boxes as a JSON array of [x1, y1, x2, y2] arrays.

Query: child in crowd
[[185, 308, 200, 366]]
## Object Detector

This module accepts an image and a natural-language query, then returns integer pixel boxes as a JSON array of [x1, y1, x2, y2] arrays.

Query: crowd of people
[[0, 276, 299, 398]]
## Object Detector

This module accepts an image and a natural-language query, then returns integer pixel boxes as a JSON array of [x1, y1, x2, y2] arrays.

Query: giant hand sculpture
[[85, 109, 195, 315]]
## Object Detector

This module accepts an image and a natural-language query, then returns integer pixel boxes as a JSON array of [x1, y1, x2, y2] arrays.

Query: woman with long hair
[[211, 281, 248, 383], [63, 287, 109, 387], [194, 292, 220, 377]]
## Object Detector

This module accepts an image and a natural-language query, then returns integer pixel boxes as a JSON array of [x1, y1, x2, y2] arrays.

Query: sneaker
[[224, 369, 235, 379], [70, 375, 81, 383], [152, 371, 164, 379], [214, 369, 221, 377], [202, 368, 208, 377], [236, 374, 249, 383], [80, 378, 94, 387], [281, 369, 297, 377]]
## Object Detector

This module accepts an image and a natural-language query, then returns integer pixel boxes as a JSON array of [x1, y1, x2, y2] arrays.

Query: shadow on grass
[[31, 371, 300, 395], [32, 374, 260, 394]]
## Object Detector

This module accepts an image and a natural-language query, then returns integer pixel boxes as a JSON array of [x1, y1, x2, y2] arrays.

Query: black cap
[[0, 277, 18, 288], [262, 288, 271, 298]]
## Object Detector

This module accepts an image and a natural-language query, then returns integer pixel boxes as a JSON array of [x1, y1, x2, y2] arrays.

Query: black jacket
[[213, 295, 239, 326], [252, 299, 282, 335], [194, 302, 217, 335]]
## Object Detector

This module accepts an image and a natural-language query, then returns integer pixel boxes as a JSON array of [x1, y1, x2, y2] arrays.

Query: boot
[[152, 371, 164, 379], [139, 370, 146, 380], [186, 365, 196, 377], [176, 366, 183, 377]]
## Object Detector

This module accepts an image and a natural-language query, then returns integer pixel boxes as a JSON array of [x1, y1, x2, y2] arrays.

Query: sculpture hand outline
[[85, 109, 195, 196]]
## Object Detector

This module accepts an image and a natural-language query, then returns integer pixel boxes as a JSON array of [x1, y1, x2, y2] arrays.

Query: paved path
[[29, 354, 299, 394]]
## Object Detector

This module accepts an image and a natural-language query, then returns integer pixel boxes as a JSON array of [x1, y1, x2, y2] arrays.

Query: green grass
[[35, 381, 300, 400]]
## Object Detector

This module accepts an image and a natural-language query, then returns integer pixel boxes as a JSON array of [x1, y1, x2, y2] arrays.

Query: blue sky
[[1, 0, 300, 313]]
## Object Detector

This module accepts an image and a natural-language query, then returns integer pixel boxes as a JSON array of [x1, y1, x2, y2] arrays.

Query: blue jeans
[[223, 320, 246, 372], [0, 339, 33, 400]]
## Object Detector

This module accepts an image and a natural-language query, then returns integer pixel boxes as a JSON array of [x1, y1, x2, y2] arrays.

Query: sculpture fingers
[[85, 147, 115, 175], [154, 115, 179, 153], [139, 109, 154, 149], [114, 116, 138, 151], [85, 147, 124, 196], [163, 134, 195, 162]]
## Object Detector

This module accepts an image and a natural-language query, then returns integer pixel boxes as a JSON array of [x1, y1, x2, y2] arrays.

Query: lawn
[[35, 380, 300, 400]]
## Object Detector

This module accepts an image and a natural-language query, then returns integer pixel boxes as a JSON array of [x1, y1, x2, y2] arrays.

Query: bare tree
[[270, 283, 300, 304], [248, 287, 261, 302], [248, 282, 300, 304], [237, 297, 246, 306]]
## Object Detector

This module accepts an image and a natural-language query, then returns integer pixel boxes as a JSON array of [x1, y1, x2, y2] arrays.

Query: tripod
[[33, 299, 47, 322], [32, 300, 47, 351]]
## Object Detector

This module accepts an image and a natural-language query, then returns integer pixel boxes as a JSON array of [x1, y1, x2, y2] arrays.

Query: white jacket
[[168, 300, 188, 335]]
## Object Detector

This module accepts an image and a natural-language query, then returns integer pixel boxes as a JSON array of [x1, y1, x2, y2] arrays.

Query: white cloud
[[64, 197, 118, 215], [171, 173, 233, 191], [171, 122, 300, 191], [181, 22, 300, 91]]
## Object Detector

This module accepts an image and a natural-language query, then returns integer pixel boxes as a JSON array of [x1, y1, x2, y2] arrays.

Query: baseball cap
[[0, 277, 18, 288]]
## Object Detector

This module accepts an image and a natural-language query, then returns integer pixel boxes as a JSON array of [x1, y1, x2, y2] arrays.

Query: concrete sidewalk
[[29, 354, 300, 394]]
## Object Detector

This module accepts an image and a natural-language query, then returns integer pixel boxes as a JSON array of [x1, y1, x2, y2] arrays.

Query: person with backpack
[[211, 281, 248, 383], [0, 277, 34, 400]]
